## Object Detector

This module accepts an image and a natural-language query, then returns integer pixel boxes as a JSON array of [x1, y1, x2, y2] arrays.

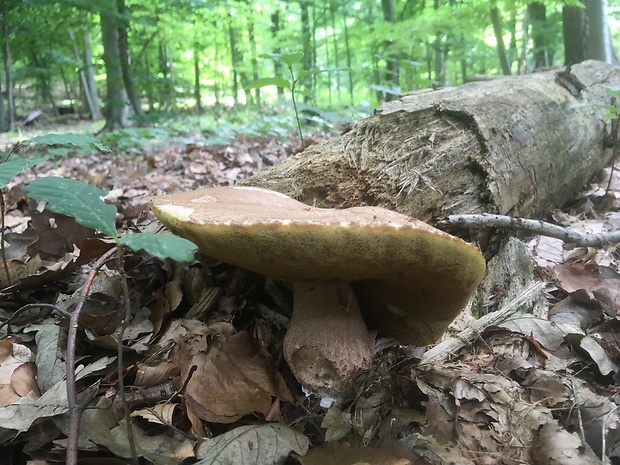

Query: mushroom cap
[[151, 186, 486, 344]]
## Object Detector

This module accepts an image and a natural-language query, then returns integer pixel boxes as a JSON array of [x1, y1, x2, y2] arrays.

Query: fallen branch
[[442, 213, 620, 247], [418, 281, 545, 368]]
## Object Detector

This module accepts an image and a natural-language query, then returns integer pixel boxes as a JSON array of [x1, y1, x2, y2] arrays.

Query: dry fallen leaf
[[178, 330, 293, 423]]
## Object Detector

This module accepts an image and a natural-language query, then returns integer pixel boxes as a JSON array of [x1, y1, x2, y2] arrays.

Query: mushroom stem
[[283, 281, 375, 395]]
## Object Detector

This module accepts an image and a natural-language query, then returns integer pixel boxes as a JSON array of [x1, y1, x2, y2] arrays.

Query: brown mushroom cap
[[151, 186, 486, 393], [151, 186, 484, 283]]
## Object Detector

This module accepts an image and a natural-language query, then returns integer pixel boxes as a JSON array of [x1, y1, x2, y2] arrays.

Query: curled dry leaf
[[177, 330, 293, 423], [0, 341, 39, 407]]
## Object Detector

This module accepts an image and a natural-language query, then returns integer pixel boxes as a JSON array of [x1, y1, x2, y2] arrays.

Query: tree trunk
[[82, 20, 103, 121], [100, 7, 127, 129], [227, 13, 241, 106], [69, 27, 97, 121], [240, 61, 619, 251], [117, 0, 144, 119], [193, 40, 202, 114], [381, 0, 399, 100], [2, 16, 13, 132], [490, 6, 511, 75], [270, 10, 284, 99], [563, 2, 588, 65], [586, 0, 613, 63], [527, 1, 548, 68]]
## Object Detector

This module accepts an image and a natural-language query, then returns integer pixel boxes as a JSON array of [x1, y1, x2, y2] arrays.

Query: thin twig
[[0, 303, 68, 333], [443, 213, 620, 247], [418, 281, 545, 367], [65, 247, 117, 465]]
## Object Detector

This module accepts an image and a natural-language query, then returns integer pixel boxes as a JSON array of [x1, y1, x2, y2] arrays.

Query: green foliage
[[23, 176, 197, 262], [24, 177, 119, 238], [249, 52, 352, 145], [22, 133, 110, 153], [0, 158, 44, 188], [118, 233, 197, 263], [0, 132, 197, 264]]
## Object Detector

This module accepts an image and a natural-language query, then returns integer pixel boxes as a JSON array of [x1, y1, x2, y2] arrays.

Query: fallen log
[[241, 61, 620, 246]]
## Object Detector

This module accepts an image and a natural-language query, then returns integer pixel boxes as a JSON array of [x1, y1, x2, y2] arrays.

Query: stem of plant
[[116, 243, 140, 465], [288, 64, 305, 148], [66, 247, 118, 465]]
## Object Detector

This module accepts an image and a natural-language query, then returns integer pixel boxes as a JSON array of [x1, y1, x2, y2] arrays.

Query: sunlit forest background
[[1, 0, 619, 132]]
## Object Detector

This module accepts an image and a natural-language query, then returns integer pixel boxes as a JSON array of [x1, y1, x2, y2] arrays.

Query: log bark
[[241, 61, 620, 244]]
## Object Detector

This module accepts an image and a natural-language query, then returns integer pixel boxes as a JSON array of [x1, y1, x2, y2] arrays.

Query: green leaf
[[280, 51, 304, 66], [0, 157, 44, 187], [247, 76, 291, 90], [118, 233, 197, 262], [22, 133, 110, 152], [606, 86, 620, 98], [24, 177, 117, 238], [298, 68, 329, 79]]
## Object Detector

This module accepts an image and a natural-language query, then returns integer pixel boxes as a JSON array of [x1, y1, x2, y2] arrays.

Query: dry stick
[[65, 247, 117, 465], [443, 213, 620, 247], [0, 303, 69, 333], [418, 281, 545, 368], [0, 190, 11, 286], [116, 244, 139, 465]]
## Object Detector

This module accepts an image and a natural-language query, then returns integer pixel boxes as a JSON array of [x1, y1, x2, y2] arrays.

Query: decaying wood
[[241, 61, 620, 239]]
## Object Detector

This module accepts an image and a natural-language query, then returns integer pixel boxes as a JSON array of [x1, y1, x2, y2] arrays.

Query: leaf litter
[[1, 123, 620, 464]]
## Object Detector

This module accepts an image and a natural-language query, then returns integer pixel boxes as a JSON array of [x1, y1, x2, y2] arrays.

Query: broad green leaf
[[0, 157, 44, 187], [22, 133, 110, 152], [280, 51, 304, 66], [118, 233, 197, 262], [247, 76, 290, 90], [24, 177, 117, 238]]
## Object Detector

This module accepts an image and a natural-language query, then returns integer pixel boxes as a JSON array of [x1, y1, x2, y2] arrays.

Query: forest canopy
[[0, 0, 619, 131]]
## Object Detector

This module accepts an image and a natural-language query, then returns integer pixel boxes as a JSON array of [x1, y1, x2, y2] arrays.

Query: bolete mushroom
[[150, 186, 486, 395]]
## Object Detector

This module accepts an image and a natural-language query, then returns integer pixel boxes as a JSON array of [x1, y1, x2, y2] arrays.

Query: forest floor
[[1, 117, 620, 465]]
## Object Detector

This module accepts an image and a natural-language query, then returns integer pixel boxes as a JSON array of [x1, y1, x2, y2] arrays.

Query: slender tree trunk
[[227, 13, 240, 106], [69, 27, 98, 121], [300, 0, 314, 101], [563, 2, 588, 65], [3, 18, 13, 131], [0, 69, 4, 132], [117, 0, 144, 118], [270, 10, 284, 99], [248, 18, 261, 107], [323, 2, 332, 106], [381, 0, 399, 101], [586, 0, 613, 63], [528, 1, 548, 68], [329, 0, 341, 103], [433, 0, 443, 85], [100, 7, 127, 129], [490, 6, 512, 75], [342, 8, 354, 103], [82, 20, 102, 120], [193, 41, 202, 114]]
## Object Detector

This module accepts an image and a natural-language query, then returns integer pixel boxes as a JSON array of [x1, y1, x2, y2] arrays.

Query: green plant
[[248, 52, 352, 147], [1, 133, 198, 465]]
